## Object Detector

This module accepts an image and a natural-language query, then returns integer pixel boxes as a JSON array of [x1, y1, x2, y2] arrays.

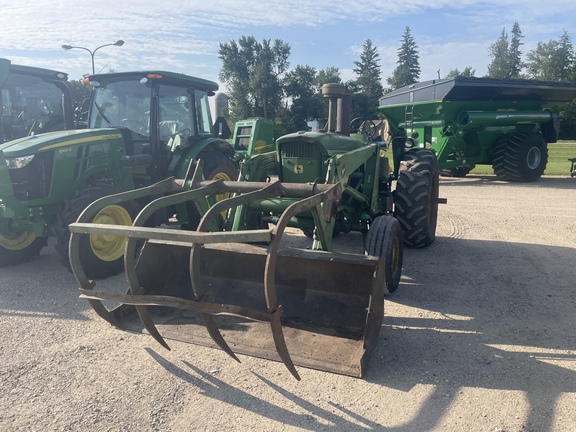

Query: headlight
[[5, 155, 35, 169]]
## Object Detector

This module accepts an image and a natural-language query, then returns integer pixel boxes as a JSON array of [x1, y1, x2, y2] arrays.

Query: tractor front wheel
[[394, 148, 439, 248], [0, 221, 47, 266], [54, 184, 140, 279], [492, 132, 547, 182], [365, 215, 404, 294]]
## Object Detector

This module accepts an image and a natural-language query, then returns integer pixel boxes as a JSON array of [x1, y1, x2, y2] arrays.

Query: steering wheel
[[350, 117, 378, 139], [121, 118, 148, 135]]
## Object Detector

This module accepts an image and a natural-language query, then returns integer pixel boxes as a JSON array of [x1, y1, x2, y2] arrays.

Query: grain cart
[[0, 58, 73, 142], [0, 70, 238, 276], [68, 84, 440, 379], [379, 76, 576, 181]]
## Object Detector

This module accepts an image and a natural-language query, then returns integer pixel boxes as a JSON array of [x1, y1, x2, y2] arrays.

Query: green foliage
[[445, 67, 476, 78], [218, 36, 290, 124], [486, 22, 524, 78], [387, 27, 420, 90], [281, 65, 322, 131], [526, 30, 575, 81]]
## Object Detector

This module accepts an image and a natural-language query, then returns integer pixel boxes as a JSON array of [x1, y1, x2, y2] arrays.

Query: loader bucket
[[70, 179, 387, 379]]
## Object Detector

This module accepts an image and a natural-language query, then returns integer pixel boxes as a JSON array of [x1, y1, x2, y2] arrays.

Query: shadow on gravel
[[440, 175, 576, 191], [362, 236, 576, 431]]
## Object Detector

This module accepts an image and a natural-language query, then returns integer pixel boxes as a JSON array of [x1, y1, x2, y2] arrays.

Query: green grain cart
[[379, 76, 576, 181]]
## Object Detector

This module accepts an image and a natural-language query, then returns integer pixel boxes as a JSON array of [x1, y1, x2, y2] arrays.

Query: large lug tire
[[0, 225, 47, 266], [54, 184, 140, 279], [183, 151, 238, 230], [365, 216, 404, 294], [394, 148, 439, 248], [492, 132, 548, 182]]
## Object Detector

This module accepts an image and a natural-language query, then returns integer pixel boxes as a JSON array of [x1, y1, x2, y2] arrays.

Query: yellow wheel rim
[[211, 171, 233, 218], [0, 231, 37, 250], [211, 171, 233, 202], [89, 205, 132, 262]]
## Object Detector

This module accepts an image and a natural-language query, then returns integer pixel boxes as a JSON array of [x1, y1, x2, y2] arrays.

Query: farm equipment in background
[[69, 83, 440, 379], [0, 70, 241, 276], [379, 76, 576, 181], [0, 58, 74, 142], [569, 158, 576, 177]]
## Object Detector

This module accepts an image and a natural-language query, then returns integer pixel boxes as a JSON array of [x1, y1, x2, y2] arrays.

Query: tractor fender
[[174, 137, 234, 178]]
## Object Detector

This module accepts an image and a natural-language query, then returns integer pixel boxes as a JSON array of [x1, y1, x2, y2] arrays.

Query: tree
[[387, 27, 420, 90], [445, 67, 476, 78], [281, 65, 321, 131], [487, 22, 524, 78], [526, 30, 575, 81], [351, 39, 384, 119], [218, 36, 290, 123]]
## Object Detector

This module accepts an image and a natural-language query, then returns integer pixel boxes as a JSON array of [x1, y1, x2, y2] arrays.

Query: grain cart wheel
[[182, 151, 239, 230], [492, 132, 548, 182], [0, 221, 47, 266], [365, 216, 404, 293], [55, 184, 140, 279], [394, 148, 439, 248]]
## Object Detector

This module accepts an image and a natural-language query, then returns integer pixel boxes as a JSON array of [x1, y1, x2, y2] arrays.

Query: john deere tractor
[[1, 58, 74, 142], [0, 70, 240, 277], [68, 83, 440, 378]]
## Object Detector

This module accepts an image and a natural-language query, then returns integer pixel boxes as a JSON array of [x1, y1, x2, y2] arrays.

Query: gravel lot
[[1, 174, 575, 432]]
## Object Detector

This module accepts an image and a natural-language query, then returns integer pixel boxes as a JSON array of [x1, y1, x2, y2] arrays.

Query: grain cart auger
[[69, 84, 441, 379]]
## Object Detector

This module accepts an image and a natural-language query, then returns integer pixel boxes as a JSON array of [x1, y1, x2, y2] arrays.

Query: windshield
[[1, 74, 67, 141], [89, 80, 151, 137]]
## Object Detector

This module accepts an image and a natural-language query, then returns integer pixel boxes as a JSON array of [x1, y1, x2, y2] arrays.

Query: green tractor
[[379, 76, 576, 181], [69, 83, 440, 378], [0, 58, 74, 142], [0, 70, 243, 277]]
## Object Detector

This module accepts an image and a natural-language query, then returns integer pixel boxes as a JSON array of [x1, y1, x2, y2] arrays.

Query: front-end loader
[[0, 70, 238, 277], [69, 83, 440, 378]]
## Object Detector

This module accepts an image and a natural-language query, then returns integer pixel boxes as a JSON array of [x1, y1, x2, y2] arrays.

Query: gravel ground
[[1, 174, 575, 432]]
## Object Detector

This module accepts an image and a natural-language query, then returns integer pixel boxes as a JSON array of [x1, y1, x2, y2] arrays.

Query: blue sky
[[1, 0, 575, 93]]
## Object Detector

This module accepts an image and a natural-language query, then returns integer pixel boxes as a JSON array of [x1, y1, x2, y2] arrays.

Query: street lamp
[[61, 40, 124, 74]]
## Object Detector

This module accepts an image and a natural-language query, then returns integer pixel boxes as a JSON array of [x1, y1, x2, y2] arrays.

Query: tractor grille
[[280, 141, 321, 158], [9, 151, 54, 201]]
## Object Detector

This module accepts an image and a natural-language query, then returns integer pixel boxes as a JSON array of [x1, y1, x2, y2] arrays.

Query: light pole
[[61, 40, 124, 74]]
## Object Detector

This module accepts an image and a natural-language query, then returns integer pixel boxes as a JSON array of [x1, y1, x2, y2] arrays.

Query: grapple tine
[[269, 306, 301, 381], [134, 305, 171, 350], [201, 314, 241, 363]]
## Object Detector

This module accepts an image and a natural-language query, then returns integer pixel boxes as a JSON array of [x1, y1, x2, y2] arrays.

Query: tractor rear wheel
[[365, 215, 403, 293], [54, 184, 140, 279], [492, 132, 547, 182], [0, 221, 47, 266], [394, 148, 439, 248]]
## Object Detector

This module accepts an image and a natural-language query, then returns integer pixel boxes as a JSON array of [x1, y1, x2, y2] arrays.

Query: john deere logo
[[294, 165, 304, 174]]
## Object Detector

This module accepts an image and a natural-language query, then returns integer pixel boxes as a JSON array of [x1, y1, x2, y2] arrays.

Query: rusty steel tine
[[269, 307, 300, 380], [202, 314, 241, 363], [135, 305, 171, 350]]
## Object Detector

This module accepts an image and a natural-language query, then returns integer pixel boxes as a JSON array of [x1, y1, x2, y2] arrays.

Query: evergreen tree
[[351, 39, 384, 119], [487, 22, 524, 78], [387, 27, 420, 90]]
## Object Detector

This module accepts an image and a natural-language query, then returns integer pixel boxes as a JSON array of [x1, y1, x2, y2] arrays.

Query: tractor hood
[[0, 128, 123, 159]]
